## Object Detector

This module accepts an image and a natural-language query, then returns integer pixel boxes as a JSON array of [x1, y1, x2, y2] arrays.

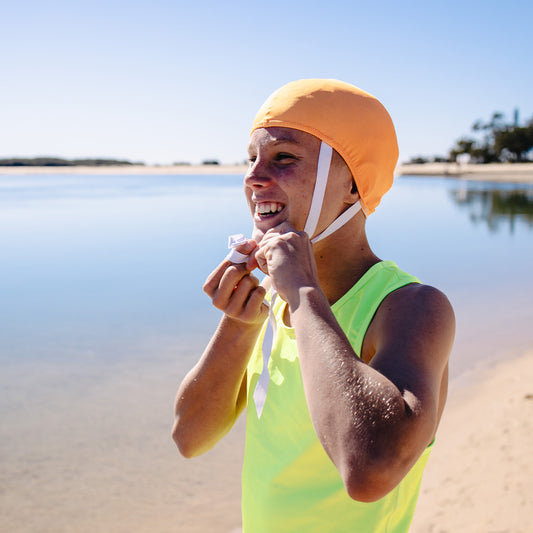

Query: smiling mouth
[[255, 202, 285, 218]]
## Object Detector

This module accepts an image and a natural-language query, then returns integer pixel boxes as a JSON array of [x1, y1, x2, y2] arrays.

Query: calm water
[[1, 172, 532, 532], [1, 173, 532, 372]]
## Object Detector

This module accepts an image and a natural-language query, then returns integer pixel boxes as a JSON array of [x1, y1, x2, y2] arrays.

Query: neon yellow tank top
[[242, 261, 432, 532]]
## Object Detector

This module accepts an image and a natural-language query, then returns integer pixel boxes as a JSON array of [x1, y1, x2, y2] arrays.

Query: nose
[[244, 158, 272, 189]]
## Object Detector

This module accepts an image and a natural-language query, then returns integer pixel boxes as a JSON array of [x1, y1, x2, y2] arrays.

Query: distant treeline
[[408, 110, 533, 164], [0, 157, 145, 167]]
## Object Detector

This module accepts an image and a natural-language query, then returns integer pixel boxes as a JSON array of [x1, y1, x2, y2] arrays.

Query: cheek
[[243, 184, 254, 211], [286, 179, 316, 229]]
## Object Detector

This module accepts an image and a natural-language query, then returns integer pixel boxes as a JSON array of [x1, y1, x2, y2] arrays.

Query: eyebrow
[[247, 136, 301, 154]]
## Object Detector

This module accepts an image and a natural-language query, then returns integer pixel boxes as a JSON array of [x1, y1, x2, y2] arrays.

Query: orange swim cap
[[251, 79, 398, 215]]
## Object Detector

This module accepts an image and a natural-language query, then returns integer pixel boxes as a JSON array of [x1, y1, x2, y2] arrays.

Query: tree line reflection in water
[[450, 184, 533, 233]]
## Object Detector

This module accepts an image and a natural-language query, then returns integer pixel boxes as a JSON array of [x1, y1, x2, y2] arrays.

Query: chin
[[252, 226, 265, 243]]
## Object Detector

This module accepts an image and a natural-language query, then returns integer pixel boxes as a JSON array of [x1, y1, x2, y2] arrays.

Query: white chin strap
[[303, 141, 361, 243]]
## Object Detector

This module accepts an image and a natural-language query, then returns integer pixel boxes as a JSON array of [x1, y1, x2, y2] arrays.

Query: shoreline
[[396, 161, 533, 183], [1, 162, 533, 183], [0, 164, 249, 176]]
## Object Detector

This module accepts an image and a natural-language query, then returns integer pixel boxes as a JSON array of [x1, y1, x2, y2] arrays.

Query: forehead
[[248, 127, 321, 153]]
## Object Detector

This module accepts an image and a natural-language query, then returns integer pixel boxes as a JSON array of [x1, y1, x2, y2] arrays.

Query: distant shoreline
[[0, 164, 249, 176], [1, 162, 533, 184], [396, 161, 533, 183]]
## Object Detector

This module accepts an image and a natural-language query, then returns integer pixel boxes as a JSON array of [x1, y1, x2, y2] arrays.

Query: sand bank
[[0, 164, 249, 176], [397, 162, 533, 183]]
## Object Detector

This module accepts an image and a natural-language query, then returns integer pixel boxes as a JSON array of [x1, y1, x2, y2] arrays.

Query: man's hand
[[255, 222, 320, 305], [203, 239, 268, 325], [174, 239, 268, 458]]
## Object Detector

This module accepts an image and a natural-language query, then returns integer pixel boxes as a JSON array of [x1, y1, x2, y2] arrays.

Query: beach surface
[[410, 348, 533, 533], [396, 161, 533, 183]]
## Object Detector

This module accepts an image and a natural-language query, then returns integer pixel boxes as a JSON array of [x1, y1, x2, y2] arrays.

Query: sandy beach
[[396, 162, 533, 183], [410, 348, 533, 533], [0, 164, 250, 176]]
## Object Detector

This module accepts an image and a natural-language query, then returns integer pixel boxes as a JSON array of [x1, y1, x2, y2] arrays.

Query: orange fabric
[[251, 79, 398, 215]]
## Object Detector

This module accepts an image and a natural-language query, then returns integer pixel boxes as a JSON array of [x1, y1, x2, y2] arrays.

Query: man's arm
[[172, 241, 267, 458], [292, 282, 454, 502], [256, 225, 455, 502]]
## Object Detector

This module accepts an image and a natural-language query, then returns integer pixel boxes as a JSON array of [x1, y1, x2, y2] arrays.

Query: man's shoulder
[[385, 282, 453, 314], [363, 282, 455, 363], [375, 282, 455, 347]]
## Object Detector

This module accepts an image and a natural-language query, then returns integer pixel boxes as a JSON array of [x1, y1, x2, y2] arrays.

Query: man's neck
[[313, 219, 380, 306]]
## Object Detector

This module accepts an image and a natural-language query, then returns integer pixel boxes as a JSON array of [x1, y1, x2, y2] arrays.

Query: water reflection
[[450, 184, 533, 233]]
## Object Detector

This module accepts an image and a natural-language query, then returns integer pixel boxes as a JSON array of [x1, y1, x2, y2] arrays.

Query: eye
[[274, 152, 298, 165], [248, 155, 257, 165]]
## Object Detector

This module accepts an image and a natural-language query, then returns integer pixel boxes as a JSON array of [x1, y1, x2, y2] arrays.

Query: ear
[[331, 149, 360, 205], [344, 177, 360, 205]]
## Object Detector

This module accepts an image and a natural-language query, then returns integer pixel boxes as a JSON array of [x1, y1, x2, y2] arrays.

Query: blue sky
[[1, 0, 531, 165]]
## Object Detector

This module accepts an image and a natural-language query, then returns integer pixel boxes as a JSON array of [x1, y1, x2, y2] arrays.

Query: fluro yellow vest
[[242, 261, 432, 533]]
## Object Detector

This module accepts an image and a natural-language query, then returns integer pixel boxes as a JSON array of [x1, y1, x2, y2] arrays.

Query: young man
[[173, 79, 455, 532]]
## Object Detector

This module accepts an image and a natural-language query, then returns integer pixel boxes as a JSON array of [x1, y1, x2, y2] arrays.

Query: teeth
[[257, 202, 283, 215]]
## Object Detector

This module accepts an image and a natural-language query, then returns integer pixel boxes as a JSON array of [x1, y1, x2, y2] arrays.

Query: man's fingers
[[211, 264, 251, 310], [204, 240, 259, 297], [228, 239, 258, 264], [225, 274, 262, 316], [241, 286, 269, 323], [203, 262, 232, 297], [245, 247, 259, 271], [254, 246, 269, 275], [234, 239, 258, 256]]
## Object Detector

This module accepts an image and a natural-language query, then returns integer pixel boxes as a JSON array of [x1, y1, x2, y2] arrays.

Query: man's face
[[245, 127, 354, 243]]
